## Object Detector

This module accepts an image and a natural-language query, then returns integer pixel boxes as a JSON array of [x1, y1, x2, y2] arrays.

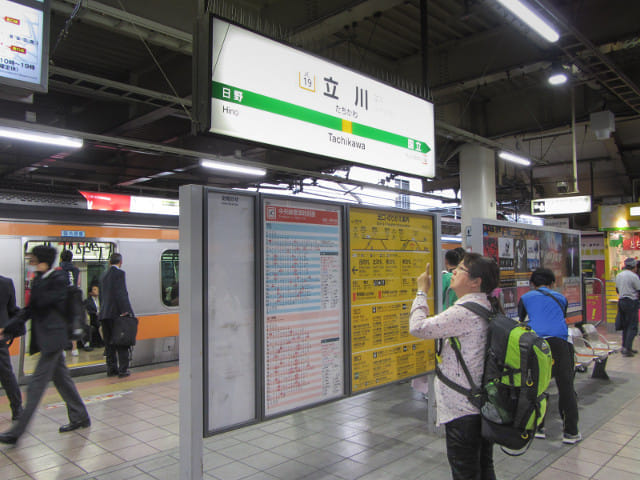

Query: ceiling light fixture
[[548, 63, 568, 85], [495, 0, 560, 43], [499, 151, 531, 166], [200, 158, 266, 176], [548, 72, 568, 85], [0, 126, 83, 149]]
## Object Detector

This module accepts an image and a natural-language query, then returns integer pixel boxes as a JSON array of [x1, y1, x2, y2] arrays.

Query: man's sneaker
[[534, 427, 546, 439], [562, 432, 582, 444]]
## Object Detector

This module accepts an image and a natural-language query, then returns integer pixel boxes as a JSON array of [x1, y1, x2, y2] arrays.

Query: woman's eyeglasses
[[456, 265, 470, 274]]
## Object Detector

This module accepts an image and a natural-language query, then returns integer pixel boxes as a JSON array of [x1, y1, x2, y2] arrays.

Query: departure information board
[[0, 0, 48, 92], [349, 207, 436, 392], [263, 199, 344, 416]]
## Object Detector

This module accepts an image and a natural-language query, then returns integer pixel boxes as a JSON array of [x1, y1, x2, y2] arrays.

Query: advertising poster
[[476, 221, 582, 321], [263, 199, 344, 416], [349, 207, 436, 392]]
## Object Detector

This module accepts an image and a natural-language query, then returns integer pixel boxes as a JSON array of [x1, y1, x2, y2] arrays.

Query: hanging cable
[[50, 0, 83, 58], [116, 0, 192, 120]]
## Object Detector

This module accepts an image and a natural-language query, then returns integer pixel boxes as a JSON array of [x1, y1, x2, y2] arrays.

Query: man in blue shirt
[[518, 268, 581, 444]]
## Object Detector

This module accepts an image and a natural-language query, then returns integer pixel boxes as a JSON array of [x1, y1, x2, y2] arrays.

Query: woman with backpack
[[410, 253, 501, 480]]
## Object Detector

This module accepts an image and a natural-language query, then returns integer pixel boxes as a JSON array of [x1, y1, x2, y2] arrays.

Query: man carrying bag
[[99, 253, 135, 378]]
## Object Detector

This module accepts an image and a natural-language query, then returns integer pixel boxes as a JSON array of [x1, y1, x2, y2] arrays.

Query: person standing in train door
[[59, 250, 91, 355], [99, 253, 134, 378], [0, 275, 23, 423], [84, 283, 104, 348], [0, 246, 90, 445]]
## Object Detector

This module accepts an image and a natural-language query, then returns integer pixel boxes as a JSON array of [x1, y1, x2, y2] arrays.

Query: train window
[[23, 241, 114, 303], [161, 250, 179, 307]]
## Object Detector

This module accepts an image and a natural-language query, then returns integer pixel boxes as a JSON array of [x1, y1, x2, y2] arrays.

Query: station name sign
[[206, 17, 435, 178], [531, 195, 592, 215]]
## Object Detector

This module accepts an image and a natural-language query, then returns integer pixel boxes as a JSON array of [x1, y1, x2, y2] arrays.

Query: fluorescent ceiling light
[[200, 158, 266, 176], [0, 126, 83, 148], [499, 151, 531, 166], [548, 72, 568, 85], [496, 0, 560, 43], [442, 235, 462, 243]]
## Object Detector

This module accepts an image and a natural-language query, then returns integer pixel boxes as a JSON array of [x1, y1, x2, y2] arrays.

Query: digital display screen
[[208, 18, 435, 178], [0, 0, 48, 92]]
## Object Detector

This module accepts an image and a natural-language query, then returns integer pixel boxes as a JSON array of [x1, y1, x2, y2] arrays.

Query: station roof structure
[[0, 0, 639, 226]]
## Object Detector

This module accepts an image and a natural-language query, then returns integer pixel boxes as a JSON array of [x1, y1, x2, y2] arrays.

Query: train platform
[[1, 350, 640, 480]]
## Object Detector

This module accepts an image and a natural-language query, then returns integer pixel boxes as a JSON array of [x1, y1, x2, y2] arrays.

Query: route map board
[[263, 198, 344, 416], [349, 207, 436, 393], [471, 219, 582, 322]]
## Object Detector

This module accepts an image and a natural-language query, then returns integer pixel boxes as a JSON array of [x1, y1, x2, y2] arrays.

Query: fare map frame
[[348, 206, 439, 394]]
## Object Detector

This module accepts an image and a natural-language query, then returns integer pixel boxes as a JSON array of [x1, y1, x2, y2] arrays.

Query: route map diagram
[[349, 208, 436, 392]]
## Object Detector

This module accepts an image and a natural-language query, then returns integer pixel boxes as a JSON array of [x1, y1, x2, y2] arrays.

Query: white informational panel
[[207, 192, 256, 431], [0, 0, 48, 92], [263, 198, 344, 416], [209, 17, 435, 177], [531, 195, 591, 215]]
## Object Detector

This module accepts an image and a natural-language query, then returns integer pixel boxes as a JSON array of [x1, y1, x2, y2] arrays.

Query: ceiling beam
[[289, 0, 406, 44], [51, 0, 192, 54], [0, 118, 456, 203]]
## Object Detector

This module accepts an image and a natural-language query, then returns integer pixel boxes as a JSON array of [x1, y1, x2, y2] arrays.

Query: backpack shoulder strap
[[458, 301, 492, 321], [435, 302, 489, 406], [537, 288, 567, 317]]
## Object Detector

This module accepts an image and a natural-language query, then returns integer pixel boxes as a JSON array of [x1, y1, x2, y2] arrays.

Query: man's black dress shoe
[[118, 371, 131, 378], [59, 418, 91, 433], [0, 432, 18, 444], [107, 370, 118, 377], [632, 349, 639, 354]]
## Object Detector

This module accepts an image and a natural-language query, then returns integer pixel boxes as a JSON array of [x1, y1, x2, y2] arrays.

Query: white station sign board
[[531, 195, 592, 215], [209, 18, 435, 178], [0, 0, 47, 92]]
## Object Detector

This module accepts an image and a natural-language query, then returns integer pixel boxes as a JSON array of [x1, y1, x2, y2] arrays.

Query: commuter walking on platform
[[615, 257, 640, 356], [0, 275, 22, 422], [518, 268, 581, 444], [409, 253, 500, 480], [0, 246, 90, 445], [99, 253, 134, 377]]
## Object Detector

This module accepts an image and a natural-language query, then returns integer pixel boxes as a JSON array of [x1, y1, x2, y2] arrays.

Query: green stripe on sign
[[212, 81, 431, 154]]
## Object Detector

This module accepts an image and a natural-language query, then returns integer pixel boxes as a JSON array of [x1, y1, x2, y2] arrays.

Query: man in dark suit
[[99, 253, 134, 378], [0, 275, 22, 422], [0, 246, 90, 445], [84, 283, 103, 348]]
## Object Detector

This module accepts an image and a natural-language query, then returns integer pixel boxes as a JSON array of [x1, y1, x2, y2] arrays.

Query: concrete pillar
[[460, 145, 496, 249]]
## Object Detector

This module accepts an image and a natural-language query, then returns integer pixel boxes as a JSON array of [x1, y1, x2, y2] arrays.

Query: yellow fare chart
[[349, 208, 436, 392]]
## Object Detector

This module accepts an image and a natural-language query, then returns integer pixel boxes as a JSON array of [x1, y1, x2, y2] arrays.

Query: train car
[[0, 191, 465, 380], [0, 192, 179, 379]]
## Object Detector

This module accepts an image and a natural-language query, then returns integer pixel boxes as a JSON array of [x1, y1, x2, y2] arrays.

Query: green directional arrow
[[212, 81, 431, 155]]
